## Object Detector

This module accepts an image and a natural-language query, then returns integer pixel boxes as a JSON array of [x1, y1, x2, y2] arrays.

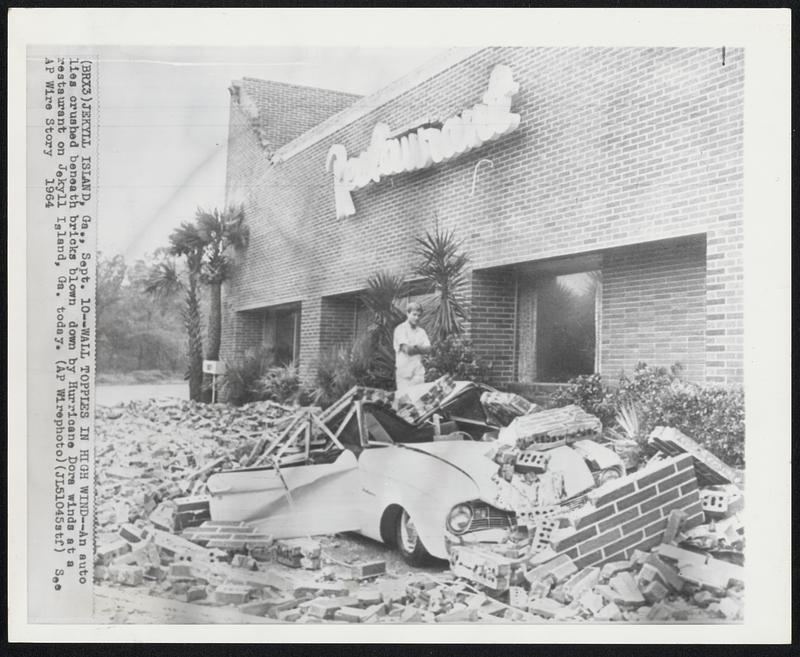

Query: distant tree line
[[96, 252, 190, 376]]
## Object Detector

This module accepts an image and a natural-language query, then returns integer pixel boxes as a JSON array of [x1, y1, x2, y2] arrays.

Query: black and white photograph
[[8, 8, 791, 644]]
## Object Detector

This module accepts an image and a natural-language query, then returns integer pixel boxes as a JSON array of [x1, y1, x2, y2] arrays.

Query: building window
[[262, 304, 301, 365], [534, 271, 600, 382]]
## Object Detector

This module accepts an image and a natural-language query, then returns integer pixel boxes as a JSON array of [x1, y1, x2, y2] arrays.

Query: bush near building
[[551, 362, 745, 468]]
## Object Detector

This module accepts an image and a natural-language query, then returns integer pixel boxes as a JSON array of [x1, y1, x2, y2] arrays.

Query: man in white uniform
[[393, 302, 432, 398]]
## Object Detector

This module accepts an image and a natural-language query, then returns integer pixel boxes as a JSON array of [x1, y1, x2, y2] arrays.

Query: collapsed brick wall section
[[550, 454, 704, 569]]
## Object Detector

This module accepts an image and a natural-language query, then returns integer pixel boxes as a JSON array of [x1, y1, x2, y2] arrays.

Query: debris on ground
[[95, 388, 744, 623]]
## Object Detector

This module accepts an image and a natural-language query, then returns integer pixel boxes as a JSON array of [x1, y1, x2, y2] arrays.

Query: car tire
[[395, 508, 434, 567]]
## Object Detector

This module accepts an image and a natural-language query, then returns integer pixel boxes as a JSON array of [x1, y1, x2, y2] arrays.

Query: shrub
[[218, 347, 272, 406], [424, 335, 491, 383], [311, 343, 367, 409], [257, 364, 302, 405], [550, 373, 618, 426], [550, 362, 745, 468]]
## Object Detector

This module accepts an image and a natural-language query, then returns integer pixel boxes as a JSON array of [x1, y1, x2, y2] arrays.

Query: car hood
[[399, 441, 501, 501], [400, 440, 597, 509]]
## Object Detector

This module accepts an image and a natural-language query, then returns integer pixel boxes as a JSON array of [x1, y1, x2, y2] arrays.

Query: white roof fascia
[[270, 47, 483, 164]]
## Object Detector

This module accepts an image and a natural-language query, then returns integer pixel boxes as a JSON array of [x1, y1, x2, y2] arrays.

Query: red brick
[[592, 483, 636, 508], [635, 462, 678, 489], [640, 487, 681, 514], [615, 485, 658, 512], [577, 528, 622, 556], [573, 505, 614, 531], [656, 467, 697, 494], [573, 550, 604, 570], [552, 525, 598, 552], [602, 530, 645, 560], [598, 507, 638, 533]]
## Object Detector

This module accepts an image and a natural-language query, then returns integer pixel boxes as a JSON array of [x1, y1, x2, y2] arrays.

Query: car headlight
[[446, 503, 473, 535]]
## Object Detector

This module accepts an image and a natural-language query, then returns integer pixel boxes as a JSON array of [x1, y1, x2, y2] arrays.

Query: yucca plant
[[358, 271, 408, 386], [413, 227, 469, 342], [608, 401, 644, 470]]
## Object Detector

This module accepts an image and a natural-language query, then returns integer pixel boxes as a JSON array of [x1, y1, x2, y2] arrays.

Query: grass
[[96, 370, 185, 385]]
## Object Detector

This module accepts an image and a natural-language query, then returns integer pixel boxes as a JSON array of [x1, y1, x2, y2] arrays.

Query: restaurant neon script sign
[[326, 64, 521, 219]]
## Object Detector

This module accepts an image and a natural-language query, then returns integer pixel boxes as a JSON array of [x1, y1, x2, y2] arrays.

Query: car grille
[[465, 503, 515, 533]]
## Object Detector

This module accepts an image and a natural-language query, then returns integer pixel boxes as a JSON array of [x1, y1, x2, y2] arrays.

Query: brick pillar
[[704, 221, 743, 385], [469, 268, 517, 386], [298, 297, 322, 386]]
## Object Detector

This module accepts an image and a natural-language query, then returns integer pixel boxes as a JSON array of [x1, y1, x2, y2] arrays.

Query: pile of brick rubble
[[94, 394, 745, 623]]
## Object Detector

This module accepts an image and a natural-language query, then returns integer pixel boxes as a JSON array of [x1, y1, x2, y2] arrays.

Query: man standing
[[393, 302, 432, 398]]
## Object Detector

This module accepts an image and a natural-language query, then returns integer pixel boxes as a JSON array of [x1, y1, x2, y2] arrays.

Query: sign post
[[202, 360, 226, 404]]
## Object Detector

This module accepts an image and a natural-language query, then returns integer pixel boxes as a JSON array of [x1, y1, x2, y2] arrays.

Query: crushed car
[[206, 377, 625, 565]]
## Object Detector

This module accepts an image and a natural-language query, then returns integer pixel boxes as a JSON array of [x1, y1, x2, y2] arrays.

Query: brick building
[[221, 47, 743, 390]]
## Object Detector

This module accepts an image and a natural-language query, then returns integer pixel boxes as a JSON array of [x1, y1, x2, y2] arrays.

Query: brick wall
[[240, 78, 360, 154], [470, 268, 517, 386], [601, 235, 707, 382], [550, 453, 704, 569], [320, 296, 358, 354], [223, 47, 743, 386]]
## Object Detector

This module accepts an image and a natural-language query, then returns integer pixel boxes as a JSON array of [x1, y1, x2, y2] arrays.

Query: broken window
[[534, 271, 599, 383], [262, 304, 301, 365]]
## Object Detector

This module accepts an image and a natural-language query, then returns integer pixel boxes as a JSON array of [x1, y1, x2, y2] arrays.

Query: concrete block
[[647, 601, 676, 621], [595, 601, 622, 621], [525, 553, 577, 584], [609, 572, 646, 607], [168, 563, 195, 580], [334, 606, 373, 622], [527, 597, 565, 619], [356, 589, 382, 606], [276, 608, 302, 622], [640, 554, 685, 592], [213, 584, 253, 605], [508, 586, 527, 609], [599, 560, 631, 582], [350, 560, 386, 580], [96, 540, 131, 566], [108, 564, 145, 586], [435, 603, 473, 622], [450, 547, 512, 591], [305, 596, 344, 619], [579, 591, 604, 615], [640, 579, 669, 604], [563, 566, 600, 602], [183, 586, 207, 602]]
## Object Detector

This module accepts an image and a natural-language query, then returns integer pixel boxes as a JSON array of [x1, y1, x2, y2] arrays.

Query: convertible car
[[206, 382, 624, 565]]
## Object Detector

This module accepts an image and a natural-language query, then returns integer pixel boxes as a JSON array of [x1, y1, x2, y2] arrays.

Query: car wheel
[[395, 508, 433, 566]]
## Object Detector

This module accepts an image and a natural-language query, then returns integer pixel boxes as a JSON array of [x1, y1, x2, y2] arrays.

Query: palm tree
[[145, 257, 205, 401], [413, 227, 469, 342], [152, 205, 248, 401], [192, 206, 249, 361]]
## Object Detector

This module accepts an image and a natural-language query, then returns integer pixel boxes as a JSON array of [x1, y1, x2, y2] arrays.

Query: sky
[[96, 46, 449, 260]]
